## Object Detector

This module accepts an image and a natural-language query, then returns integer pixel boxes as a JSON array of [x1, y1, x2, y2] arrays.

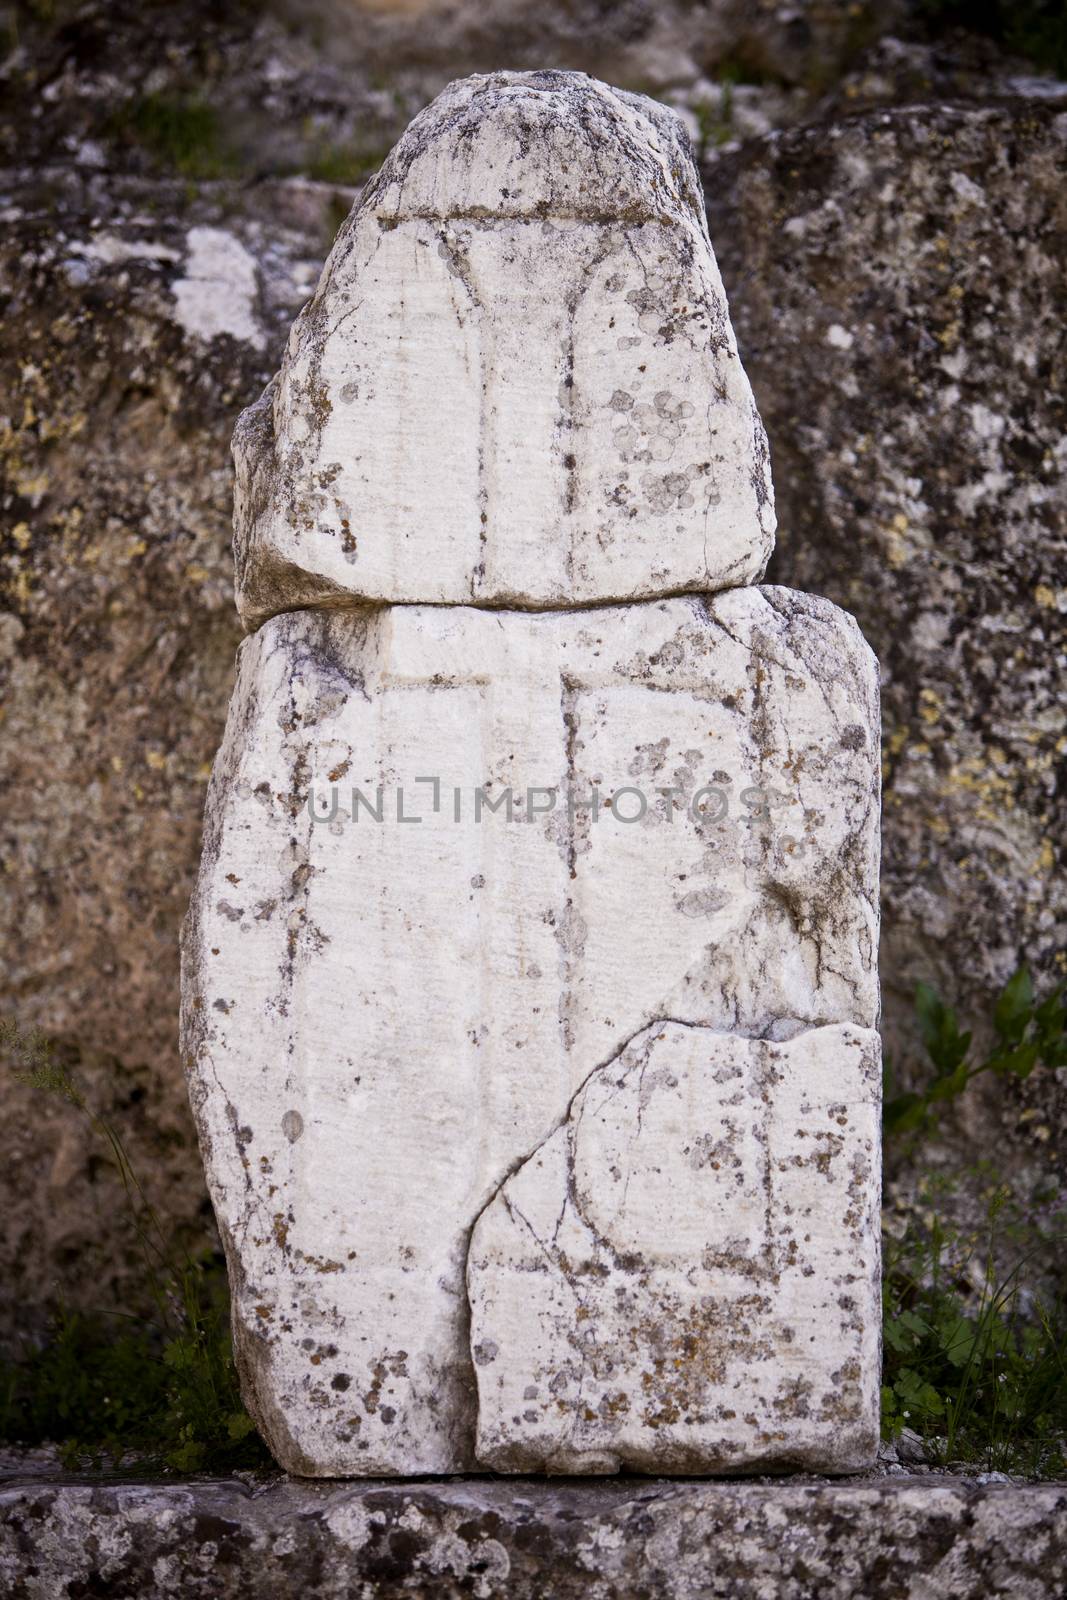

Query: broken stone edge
[[231, 69, 775, 630]]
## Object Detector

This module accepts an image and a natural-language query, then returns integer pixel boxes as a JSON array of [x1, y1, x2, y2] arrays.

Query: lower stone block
[[181, 591, 880, 1476], [469, 1022, 881, 1473]]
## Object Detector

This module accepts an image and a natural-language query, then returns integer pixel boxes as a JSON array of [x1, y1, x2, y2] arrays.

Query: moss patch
[[106, 93, 241, 180]]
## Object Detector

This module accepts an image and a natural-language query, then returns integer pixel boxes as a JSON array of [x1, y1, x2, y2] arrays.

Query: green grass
[[881, 968, 1067, 1474], [691, 73, 739, 161], [106, 94, 239, 181], [304, 139, 391, 187], [0, 1269, 264, 1473], [0, 1020, 266, 1472], [882, 1175, 1067, 1475], [103, 94, 391, 188]]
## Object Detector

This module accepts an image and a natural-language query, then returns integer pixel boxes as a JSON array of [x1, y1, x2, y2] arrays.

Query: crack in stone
[[461, 1014, 801, 1464], [463, 1019, 881, 1472], [240, 577, 765, 636]]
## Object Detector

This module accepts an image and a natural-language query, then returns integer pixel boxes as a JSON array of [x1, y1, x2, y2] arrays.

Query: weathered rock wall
[[0, 179, 315, 1335], [704, 100, 1067, 1170], [1, 3, 1064, 1340]]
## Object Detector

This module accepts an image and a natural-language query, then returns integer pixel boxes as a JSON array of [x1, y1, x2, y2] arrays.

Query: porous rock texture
[[0, 173, 328, 1346], [1, 1460, 1065, 1600], [233, 72, 774, 626], [704, 100, 1067, 1089], [181, 586, 880, 1474]]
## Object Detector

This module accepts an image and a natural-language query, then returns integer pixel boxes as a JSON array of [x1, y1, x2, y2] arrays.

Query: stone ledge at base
[[1, 1461, 1064, 1599]]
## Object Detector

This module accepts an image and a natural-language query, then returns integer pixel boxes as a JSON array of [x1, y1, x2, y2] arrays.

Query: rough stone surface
[[0, 1, 921, 184], [181, 589, 880, 1475], [705, 101, 1067, 1125], [0, 175, 323, 1342], [470, 1022, 881, 1475], [1, 1461, 1065, 1599], [2, 0, 1064, 1349], [234, 72, 774, 626]]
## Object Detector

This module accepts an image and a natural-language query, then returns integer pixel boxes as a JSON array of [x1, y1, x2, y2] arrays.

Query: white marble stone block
[[468, 1021, 881, 1475], [181, 590, 879, 1475], [232, 72, 775, 628], [182, 68, 881, 1479]]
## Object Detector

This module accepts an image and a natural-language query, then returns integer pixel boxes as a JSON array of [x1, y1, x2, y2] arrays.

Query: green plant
[[692, 72, 739, 160], [882, 1178, 1067, 1475], [883, 966, 1067, 1139], [0, 1019, 266, 1472], [881, 969, 1067, 1475], [304, 138, 391, 186]]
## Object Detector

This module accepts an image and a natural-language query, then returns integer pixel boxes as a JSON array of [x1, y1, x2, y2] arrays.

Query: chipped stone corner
[[228, 1277, 327, 1481], [466, 1020, 882, 1476], [229, 67, 775, 627]]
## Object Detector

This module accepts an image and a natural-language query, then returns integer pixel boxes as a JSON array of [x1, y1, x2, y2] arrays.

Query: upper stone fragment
[[367, 71, 706, 225], [233, 71, 775, 628]]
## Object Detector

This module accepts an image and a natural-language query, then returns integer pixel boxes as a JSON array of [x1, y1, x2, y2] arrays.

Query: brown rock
[[0, 175, 332, 1337], [705, 98, 1067, 1171]]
